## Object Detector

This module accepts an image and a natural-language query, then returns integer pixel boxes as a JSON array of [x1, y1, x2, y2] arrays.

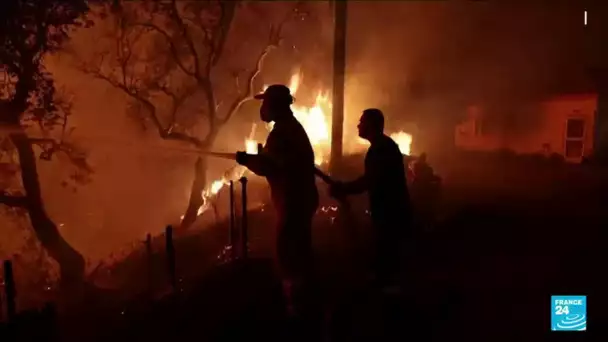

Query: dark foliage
[[0, 0, 93, 292], [0, 0, 91, 119]]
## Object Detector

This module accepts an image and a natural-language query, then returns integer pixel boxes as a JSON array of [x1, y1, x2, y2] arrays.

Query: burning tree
[[75, 0, 310, 230], [0, 0, 93, 289]]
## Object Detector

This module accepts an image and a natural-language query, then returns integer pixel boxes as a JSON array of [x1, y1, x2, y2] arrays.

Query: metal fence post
[[3, 260, 16, 322], [229, 180, 236, 260], [239, 177, 248, 259], [165, 225, 176, 292]]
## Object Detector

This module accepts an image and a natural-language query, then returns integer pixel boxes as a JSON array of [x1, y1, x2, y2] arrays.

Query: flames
[[264, 73, 332, 166], [389, 131, 413, 156], [185, 71, 413, 220], [186, 125, 259, 217]]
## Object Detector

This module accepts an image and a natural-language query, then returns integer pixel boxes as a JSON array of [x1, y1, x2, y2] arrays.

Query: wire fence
[[0, 177, 254, 341]]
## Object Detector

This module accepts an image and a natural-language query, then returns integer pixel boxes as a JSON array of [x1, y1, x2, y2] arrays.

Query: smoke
[[23, 2, 330, 262], [338, 2, 588, 148], [2, 1, 589, 264]]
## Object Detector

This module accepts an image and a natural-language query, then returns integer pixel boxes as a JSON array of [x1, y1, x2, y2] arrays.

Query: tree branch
[[219, 23, 283, 126], [134, 22, 196, 78], [74, 7, 206, 150], [168, 0, 201, 78], [80, 65, 203, 148], [0, 192, 28, 208], [210, 1, 237, 67], [28, 138, 94, 175], [154, 81, 197, 128], [216, 1, 304, 126], [195, 1, 239, 133]]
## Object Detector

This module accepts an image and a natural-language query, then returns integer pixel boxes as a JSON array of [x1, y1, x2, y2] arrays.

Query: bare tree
[[76, 0, 308, 230], [0, 0, 93, 289]]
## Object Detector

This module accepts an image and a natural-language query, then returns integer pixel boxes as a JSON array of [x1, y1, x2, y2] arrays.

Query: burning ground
[[66, 68, 416, 297], [0, 63, 415, 310], [24, 151, 604, 341]]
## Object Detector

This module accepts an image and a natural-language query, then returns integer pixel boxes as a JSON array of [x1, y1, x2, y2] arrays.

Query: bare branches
[[77, 0, 310, 152], [219, 1, 304, 126], [209, 1, 238, 68], [167, 0, 201, 77], [134, 22, 196, 78], [155, 80, 198, 126], [81, 62, 203, 148], [26, 137, 94, 189], [220, 40, 277, 126], [75, 10, 205, 148]]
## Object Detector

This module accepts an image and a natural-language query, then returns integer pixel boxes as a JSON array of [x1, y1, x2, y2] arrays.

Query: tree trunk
[[178, 156, 207, 231], [178, 128, 222, 231], [9, 131, 85, 289]]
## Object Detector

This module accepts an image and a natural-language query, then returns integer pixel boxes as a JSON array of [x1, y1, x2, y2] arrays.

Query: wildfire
[[182, 125, 259, 219], [357, 131, 412, 156], [186, 71, 413, 220]]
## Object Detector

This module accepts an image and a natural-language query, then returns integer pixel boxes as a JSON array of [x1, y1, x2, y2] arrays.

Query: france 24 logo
[[551, 295, 586, 331]]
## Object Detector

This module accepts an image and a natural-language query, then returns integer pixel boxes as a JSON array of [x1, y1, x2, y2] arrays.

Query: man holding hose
[[329, 108, 412, 293], [235, 84, 321, 335]]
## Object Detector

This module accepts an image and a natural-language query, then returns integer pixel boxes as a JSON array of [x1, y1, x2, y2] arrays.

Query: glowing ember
[[185, 71, 413, 221]]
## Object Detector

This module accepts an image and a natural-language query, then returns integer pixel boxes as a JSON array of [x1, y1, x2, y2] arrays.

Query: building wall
[[454, 105, 505, 152], [455, 94, 597, 162]]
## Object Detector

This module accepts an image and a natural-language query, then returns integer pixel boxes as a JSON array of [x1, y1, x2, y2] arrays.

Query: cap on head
[[254, 84, 294, 105]]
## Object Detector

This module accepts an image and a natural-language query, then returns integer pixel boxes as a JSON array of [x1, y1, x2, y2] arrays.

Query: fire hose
[[200, 150, 341, 191], [198, 151, 243, 160], [202, 149, 351, 209], [208, 150, 360, 264], [199, 150, 318, 179]]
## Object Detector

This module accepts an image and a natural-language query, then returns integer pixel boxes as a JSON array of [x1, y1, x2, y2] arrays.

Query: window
[[566, 118, 585, 139], [564, 117, 585, 160], [566, 140, 584, 158]]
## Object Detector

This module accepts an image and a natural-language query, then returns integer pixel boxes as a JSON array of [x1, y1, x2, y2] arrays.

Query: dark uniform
[[337, 134, 411, 286], [238, 84, 322, 340], [244, 113, 319, 278]]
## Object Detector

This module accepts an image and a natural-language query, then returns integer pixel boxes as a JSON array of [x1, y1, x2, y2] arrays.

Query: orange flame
[[185, 71, 413, 221]]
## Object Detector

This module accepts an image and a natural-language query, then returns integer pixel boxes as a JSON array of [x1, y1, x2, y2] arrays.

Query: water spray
[[198, 151, 238, 160]]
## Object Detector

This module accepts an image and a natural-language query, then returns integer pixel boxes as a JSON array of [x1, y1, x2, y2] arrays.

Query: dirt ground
[[319, 152, 603, 341], [6, 152, 603, 341]]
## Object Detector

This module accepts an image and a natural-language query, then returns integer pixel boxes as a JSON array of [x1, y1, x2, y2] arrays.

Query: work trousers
[[275, 209, 322, 339], [371, 218, 410, 287], [275, 209, 315, 279]]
